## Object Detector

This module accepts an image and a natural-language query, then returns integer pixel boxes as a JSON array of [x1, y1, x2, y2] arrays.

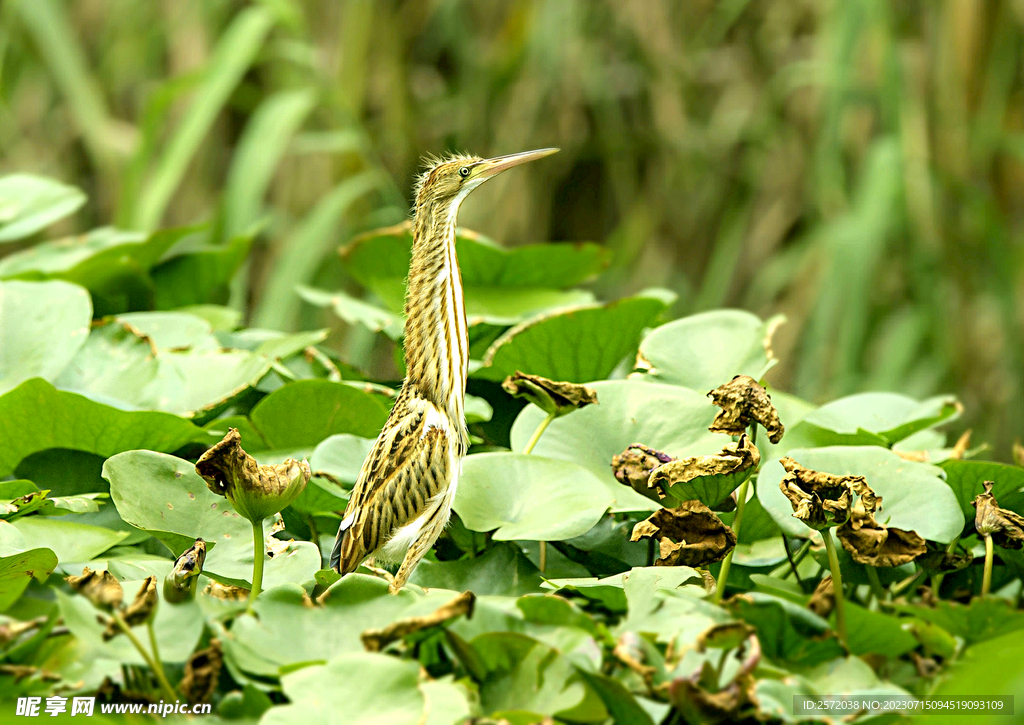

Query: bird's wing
[[330, 397, 453, 574]]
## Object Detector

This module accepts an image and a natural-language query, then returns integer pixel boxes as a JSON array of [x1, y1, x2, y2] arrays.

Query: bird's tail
[[329, 514, 359, 574]]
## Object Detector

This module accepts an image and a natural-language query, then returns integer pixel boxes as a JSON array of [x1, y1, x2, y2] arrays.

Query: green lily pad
[[791, 392, 960, 447], [0, 280, 92, 396], [151, 231, 254, 309], [249, 380, 390, 450], [454, 452, 614, 541], [892, 597, 1024, 647], [939, 459, 1024, 521], [117, 311, 220, 350], [222, 578, 459, 679], [0, 548, 58, 611], [470, 631, 605, 722], [55, 318, 274, 417], [634, 310, 782, 391], [412, 543, 544, 596], [758, 446, 964, 542], [545, 567, 704, 613], [0, 379, 209, 477], [929, 630, 1024, 718], [843, 602, 919, 657], [475, 293, 671, 383], [309, 434, 375, 486], [262, 651, 469, 725], [729, 592, 845, 665], [298, 286, 402, 338], [11, 517, 127, 565], [340, 223, 607, 324], [511, 380, 723, 511], [56, 573, 204, 665], [103, 450, 320, 588], [0, 174, 86, 242]]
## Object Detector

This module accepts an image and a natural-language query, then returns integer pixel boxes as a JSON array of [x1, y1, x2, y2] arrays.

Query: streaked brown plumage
[[331, 148, 558, 592]]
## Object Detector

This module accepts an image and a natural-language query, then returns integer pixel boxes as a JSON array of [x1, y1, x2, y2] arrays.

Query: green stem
[[865, 565, 886, 603], [782, 538, 809, 586], [111, 609, 175, 701], [982, 534, 994, 597], [522, 412, 556, 574], [522, 412, 556, 455], [249, 518, 266, 609], [713, 474, 750, 604], [821, 530, 847, 647]]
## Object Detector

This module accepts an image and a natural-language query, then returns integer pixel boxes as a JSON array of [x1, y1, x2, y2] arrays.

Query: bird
[[330, 147, 559, 592]]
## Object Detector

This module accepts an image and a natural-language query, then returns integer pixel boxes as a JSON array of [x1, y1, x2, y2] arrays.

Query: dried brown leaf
[[667, 632, 761, 725], [196, 428, 310, 523], [502, 372, 598, 417], [361, 591, 475, 652], [103, 577, 158, 641], [179, 639, 222, 705], [807, 576, 834, 618], [203, 581, 249, 601], [649, 434, 760, 503], [778, 457, 874, 530], [630, 501, 737, 567], [707, 375, 784, 443], [66, 567, 123, 612], [836, 503, 926, 567], [611, 443, 674, 500], [973, 481, 1024, 549]]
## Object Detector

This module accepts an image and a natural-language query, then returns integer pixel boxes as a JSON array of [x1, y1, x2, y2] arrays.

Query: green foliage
[[4, 0, 1024, 711]]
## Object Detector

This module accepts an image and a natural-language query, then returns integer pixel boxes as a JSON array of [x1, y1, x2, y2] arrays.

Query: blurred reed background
[[2, 0, 1023, 455]]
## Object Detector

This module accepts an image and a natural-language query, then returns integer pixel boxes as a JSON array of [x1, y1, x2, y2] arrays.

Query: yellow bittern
[[330, 147, 559, 592]]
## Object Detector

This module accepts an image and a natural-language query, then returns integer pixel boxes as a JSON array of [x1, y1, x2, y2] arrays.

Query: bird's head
[[413, 148, 559, 211]]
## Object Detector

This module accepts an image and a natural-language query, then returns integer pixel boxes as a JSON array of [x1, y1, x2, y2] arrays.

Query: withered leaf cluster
[[807, 576, 834, 618], [179, 639, 222, 705], [779, 458, 925, 566], [649, 435, 760, 506], [837, 501, 927, 568], [361, 591, 475, 652], [196, 428, 310, 524], [501, 371, 598, 418], [778, 457, 870, 530], [707, 375, 784, 444], [973, 481, 1024, 549], [65, 570, 160, 642], [666, 623, 761, 725], [103, 576, 158, 641], [611, 443, 674, 500], [630, 501, 737, 567], [66, 568, 123, 611]]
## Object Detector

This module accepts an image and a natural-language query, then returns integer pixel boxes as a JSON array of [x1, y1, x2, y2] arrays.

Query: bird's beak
[[471, 148, 559, 180]]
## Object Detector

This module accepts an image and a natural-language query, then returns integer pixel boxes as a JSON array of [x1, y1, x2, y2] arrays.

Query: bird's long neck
[[402, 195, 470, 430]]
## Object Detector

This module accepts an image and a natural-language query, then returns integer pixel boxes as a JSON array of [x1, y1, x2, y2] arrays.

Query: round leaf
[[758, 446, 964, 541], [0, 280, 92, 395], [511, 380, 723, 512], [634, 310, 780, 390], [476, 294, 670, 383], [249, 380, 390, 449], [0, 174, 85, 242], [454, 452, 615, 540]]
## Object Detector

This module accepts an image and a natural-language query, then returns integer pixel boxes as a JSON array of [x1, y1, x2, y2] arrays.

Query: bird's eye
[[458, 166, 470, 178]]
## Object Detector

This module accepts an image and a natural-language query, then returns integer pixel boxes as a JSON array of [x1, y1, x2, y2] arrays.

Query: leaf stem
[[821, 530, 847, 647], [111, 609, 176, 701], [782, 538, 809, 586], [982, 534, 994, 597], [865, 565, 887, 603], [522, 412, 557, 574], [249, 518, 266, 610], [522, 412, 556, 455], [712, 473, 750, 604]]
